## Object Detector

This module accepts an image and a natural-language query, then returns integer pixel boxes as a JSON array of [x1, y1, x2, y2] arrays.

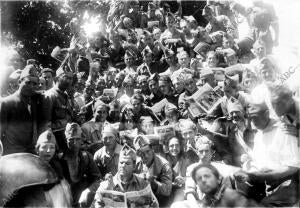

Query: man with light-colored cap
[[160, 48, 180, 77], [94, 125, 123, 177], [35, 129, 57, 163], [41, 65, 74, 153], [0, 64, 45, 155], [95, 144, 159, 208], [134, 134, 173, 206], [233, 100, 300, 206], [61, 122, 101, 207]]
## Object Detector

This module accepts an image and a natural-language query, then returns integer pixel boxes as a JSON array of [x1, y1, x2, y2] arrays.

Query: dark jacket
[[0, 91, 44, 155]]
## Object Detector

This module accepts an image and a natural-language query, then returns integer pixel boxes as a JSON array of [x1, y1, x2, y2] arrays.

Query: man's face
[[178, 56, 190, 68], [159, 81, 170, 95], [182, 129, 196, 141], [137, 145, 154, 167], [38, 142, 56, 162], [66, 137, 81, 151], [248, 110, 270, 130], [180, 21, 190, 34], [149, 81, 159, 94], [94, 107, 108, 122], [259, 65, 275, 82], [214, 71, 225, 82], [109, 107, 120, 121], [19, 76, 39, 97], [138, 79, 148, 91], [141, 122, 154, 134], [173, 81, 184, 94], [168, 138, 181, 157], [230, 110, 244, 124], [57, 74, 73, 91], [197, 144, 213, 164], [143, 36, 154, 47], [131, 98, 142, 114], [103, 132, 117, 150], [143, 53, 153, 64], [125, 56, 135, 67], [225, 55, 238, 66], [166, 56, 176, 66], [207, 53, 218, 68], [96, 80, 106, 92], [118, 157, 135, 178], [222, 38, 232, 49], [195, 167, 220, 194], [166, 111, 178, 123], [243, 77, 257, 91], [254, 45, 266, 59], [83, 87, 94, 101], [185, 78, 197, 93], [166, 17, 175, 29], [271, 95, 294, 117], [153, 30, 161, 40], [42, 72, 53, 89], [124, 81, 134, 95]]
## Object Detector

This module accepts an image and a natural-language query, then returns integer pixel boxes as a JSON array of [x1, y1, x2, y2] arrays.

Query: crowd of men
[[0, 0, 299, 207]]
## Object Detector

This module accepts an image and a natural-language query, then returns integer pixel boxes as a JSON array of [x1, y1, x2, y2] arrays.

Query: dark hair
[[191, 164, 220, 183], [131, 93, 144, 103]]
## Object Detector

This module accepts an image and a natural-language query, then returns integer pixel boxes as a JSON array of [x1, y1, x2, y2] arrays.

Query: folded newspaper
[[100, 184, 159, 208], [186, 83, 223, 118], [153, 125, 176, 143]]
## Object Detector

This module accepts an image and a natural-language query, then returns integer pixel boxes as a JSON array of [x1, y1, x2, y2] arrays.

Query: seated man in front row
[[133, 135, 173, 207], [94, 144, 158, 208]]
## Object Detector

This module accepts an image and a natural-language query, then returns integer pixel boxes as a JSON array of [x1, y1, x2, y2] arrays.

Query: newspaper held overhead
[[100, 184, 159, 208]]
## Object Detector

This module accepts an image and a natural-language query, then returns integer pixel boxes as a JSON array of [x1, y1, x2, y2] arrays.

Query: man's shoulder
[[81, 120, 96, 129], [155, 154, 171, 168], [0, 92, 20, 105]]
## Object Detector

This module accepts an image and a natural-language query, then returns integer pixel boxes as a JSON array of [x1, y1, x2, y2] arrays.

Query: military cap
[[119, 144, 137, 162], [133, 135, 150, 151], [164, 102, 178, 114], [36, 129, 57, 146], [65, 123, 82, 139], [93, 100, 110, 113], [102, 125, 119, 140]]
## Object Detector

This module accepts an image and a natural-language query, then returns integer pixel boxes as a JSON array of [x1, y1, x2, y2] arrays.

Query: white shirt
[[250, 119, 300, 170]]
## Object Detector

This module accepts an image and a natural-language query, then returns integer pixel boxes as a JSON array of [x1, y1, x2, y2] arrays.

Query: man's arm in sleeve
[[155, 161, 173, 196], [39, 92, 53, 132], [248, 166, 299, 185], [87, 152, 103, 193]]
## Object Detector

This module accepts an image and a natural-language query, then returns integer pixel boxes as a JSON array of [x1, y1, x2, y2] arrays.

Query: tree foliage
[[1, 0, 110, 69]]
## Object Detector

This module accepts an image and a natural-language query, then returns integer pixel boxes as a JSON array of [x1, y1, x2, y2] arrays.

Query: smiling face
[[168, 137, 181, 157]]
